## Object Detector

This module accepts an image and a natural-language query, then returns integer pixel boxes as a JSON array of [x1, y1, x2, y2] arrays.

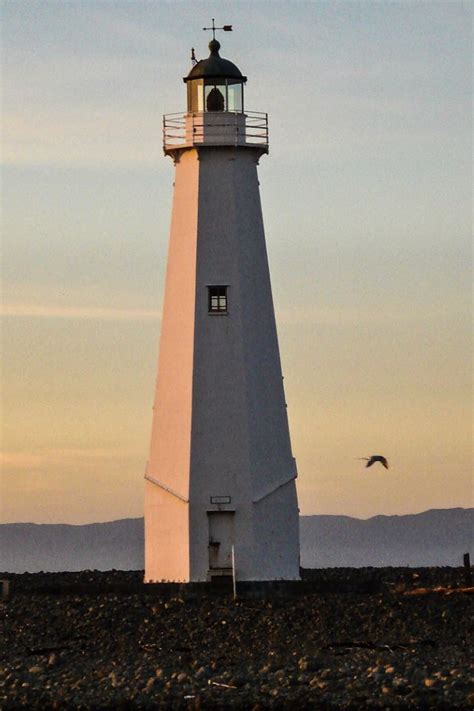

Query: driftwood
[[402, 586, 474, 596], [323, 639, 437, 652], [208, 680, 237, 690], [26, 645, 68, 655], [140, 644, 192, 653]]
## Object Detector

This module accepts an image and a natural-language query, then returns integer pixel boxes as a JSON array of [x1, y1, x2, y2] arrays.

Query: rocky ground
[[0, 569, 472, 709]]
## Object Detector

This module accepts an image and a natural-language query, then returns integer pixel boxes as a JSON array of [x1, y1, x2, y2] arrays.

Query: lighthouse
[[144, 29, 300, 582]]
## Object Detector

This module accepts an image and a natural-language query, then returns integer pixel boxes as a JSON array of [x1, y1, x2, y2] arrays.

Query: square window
[[208, 286, 227, 313]]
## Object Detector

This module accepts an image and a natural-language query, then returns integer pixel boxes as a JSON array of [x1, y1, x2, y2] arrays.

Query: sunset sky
[[2, 1, 472, 524]]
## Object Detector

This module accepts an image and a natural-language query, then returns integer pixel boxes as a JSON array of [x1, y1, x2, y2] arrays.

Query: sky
[[1, 0, 472, 524]]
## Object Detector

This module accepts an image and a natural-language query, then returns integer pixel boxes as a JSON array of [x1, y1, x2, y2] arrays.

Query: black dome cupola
[[184, 39, 246, 113]]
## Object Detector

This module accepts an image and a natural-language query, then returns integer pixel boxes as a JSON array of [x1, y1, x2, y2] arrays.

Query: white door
[[208, 512, 234, 569]]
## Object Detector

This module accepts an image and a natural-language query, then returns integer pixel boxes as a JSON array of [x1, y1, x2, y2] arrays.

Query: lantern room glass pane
[[187, 79, 203, 113], [204, 83, 225, 112], [227, 83, 243, 112]]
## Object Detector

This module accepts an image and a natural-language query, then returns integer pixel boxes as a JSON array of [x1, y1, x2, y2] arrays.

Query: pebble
[[144, 677, 155, 692], [194, 666, 210, 680]]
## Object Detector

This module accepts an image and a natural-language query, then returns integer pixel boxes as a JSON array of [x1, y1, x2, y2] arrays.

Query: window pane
[[187, 79, 203, 113], [204, 83, 226, 112], [197, 82, 204, 112], [208, 286, 228, 313], [227, 83, 243, 112]]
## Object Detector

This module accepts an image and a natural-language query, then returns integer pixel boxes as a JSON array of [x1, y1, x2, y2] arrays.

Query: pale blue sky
[[1, 1, 472, 523]]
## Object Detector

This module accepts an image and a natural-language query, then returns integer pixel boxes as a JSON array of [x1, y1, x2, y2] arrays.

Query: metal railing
[[163, 111, 269, 149]]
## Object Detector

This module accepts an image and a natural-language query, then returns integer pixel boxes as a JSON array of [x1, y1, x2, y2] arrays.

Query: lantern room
[[184, 39, 247, 114]]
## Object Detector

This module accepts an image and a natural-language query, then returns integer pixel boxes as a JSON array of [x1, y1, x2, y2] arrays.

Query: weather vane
[[202, 18, 233, 40]]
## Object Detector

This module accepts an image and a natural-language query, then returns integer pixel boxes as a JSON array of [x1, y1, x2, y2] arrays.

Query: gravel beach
[[0, 569, 472, 709]]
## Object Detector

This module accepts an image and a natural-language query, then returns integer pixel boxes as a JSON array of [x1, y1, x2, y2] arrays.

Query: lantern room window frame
[[187, 78, 244, 114]]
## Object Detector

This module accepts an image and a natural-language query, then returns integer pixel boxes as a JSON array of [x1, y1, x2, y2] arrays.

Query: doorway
[[207, 511, 234, 571]]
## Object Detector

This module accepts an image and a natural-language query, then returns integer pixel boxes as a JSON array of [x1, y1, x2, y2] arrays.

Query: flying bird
[[357, 455, 389, 469]]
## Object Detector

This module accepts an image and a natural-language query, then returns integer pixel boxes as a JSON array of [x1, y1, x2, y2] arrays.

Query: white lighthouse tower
[[144, 30, 300, 583]]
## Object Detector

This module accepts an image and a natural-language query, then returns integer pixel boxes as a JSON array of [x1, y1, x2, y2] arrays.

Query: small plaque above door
[[210, 495, 231, 505]]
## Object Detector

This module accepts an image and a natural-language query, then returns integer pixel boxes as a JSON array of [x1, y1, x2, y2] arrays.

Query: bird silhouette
[[357, 455, 389, 469]]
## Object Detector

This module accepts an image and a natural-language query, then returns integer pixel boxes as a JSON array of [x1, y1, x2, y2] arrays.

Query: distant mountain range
[[1, 508, 472, 573], [300, 508, 473, 568]]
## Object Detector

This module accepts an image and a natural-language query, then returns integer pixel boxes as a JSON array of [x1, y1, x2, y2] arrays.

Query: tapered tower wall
[[189, 147, 299, 580], [144, 149, 199, 582], [145, 145, 300, 582]]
